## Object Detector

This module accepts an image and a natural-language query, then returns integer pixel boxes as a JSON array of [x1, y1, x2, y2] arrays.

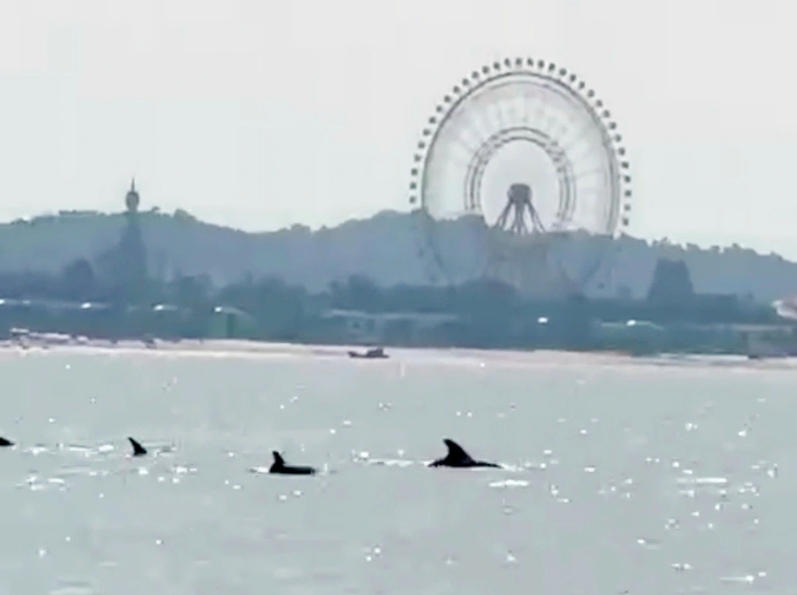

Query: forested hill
[[1, 208, 796, 302]]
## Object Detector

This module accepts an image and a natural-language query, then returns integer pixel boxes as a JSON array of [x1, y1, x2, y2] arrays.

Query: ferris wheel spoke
[[491, 87, 515, 131], [486, 98, 505, 133], [516, 87, 532, 128], [530, 90, 551, 137], [496, 100, 514, 134], [541, 112, 567, 144], [561, 129, 600, 156], [573, 168, 607, 183], [567, 143, 609, 167], [459, 108, 493, 147], [456, 118, 492, 150], [492, 88, 519, 133], [519, 91, 539, 127], [546, 103, 574, 143], [502, 90, 522, 129], [484, 100, 506, 138], [502, 85, 530, 128], [447, 136, 482, 161], [532, 89, 562, 138], [434, 132, 484, 167]]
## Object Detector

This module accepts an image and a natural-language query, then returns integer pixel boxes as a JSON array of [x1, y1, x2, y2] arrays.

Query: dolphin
[[128, 437, 148, 457], [269, 451, 316, 475], [0, 437, 13, 447], [428, 438, 501, 469]]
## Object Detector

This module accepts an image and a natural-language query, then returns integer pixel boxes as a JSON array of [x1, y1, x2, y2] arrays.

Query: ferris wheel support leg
[[495, 200, 513, 231]]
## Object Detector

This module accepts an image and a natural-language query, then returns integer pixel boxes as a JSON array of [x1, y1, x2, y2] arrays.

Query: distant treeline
[[0, 256, 785, 351], [4, 208, 797, 303]]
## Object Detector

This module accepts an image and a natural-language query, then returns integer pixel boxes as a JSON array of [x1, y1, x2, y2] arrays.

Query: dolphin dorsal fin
[[272, 451, 285, 467], [128, 436, 147, 456], [443, 438, 473, 463]]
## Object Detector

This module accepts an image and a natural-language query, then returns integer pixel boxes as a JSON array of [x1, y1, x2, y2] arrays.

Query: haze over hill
[[1, 208, 796, 303]]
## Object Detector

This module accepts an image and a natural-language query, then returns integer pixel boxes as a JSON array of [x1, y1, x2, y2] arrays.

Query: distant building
[[773, 295, 797, 321], [647, 258, 694, 302], [320, 309, 461, 345], [125, 178, 140, 213], [207, 306, 256, 339], [112, 178, 148, 301]]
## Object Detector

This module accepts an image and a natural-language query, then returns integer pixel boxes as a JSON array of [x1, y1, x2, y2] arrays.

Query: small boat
[[348, 347, 389, 359]]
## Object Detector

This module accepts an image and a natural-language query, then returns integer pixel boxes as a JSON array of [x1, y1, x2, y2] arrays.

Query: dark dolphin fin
[[128, 437, 147, 457], [429, 438, 500, 468], [0, 436, 13, 447], [429, 438, 476, 467], [271, 451, 286, 470], [443, 438, 476, 465], [269, 451, 316, 475]]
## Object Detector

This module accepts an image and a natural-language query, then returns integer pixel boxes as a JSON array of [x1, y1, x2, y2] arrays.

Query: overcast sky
[[1, 0, 795, 257]]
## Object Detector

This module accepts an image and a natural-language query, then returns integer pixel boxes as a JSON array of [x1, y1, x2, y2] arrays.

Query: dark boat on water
[[347, 347, 388, 359]]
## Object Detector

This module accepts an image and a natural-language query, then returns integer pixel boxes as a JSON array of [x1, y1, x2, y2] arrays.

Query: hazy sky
[[2, 0, 795, 256]]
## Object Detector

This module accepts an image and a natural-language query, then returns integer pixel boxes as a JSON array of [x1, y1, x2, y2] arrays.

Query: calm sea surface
[[0, 346, 795, 594]]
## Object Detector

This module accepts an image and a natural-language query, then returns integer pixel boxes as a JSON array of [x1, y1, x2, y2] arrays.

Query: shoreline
[[1, 334, 796, 371]]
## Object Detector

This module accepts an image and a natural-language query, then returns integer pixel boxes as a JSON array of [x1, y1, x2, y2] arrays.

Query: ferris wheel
[[409, 57, 632, 297]]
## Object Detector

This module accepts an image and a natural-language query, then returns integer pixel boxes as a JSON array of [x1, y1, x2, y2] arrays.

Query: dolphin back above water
[[428, 438, 501, 469], [269, 451, 317, 475]]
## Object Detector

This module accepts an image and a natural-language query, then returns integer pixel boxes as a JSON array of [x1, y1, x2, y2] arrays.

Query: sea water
[[0, 346, 793, 594]]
